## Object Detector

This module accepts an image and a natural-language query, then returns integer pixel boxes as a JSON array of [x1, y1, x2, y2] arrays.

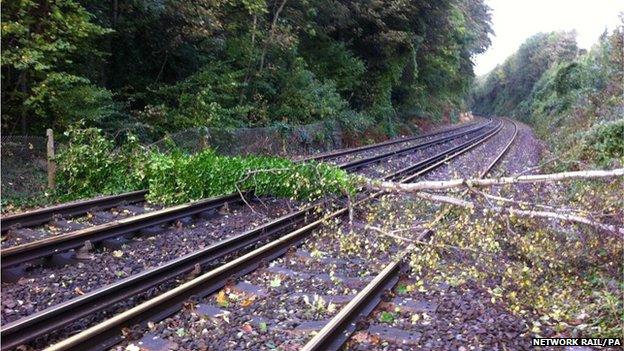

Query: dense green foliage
[[471, 23, 623, 168], [56, 128, 354, 204], [145, 149, 353, 205], [55, 128, 149, 197], [578, 120, 623, 167], [2, 0, 492, 137]]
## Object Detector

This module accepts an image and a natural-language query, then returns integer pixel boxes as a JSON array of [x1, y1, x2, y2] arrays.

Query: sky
[[474, 0, 623, 76]]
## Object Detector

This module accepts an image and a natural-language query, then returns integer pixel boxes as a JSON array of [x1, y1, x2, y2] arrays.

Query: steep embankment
[[471, 28, 623, 170]]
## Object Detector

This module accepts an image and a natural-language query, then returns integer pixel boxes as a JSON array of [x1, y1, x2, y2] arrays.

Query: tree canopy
[[469, 31, 578, 118], [2, 0, 492, 138]]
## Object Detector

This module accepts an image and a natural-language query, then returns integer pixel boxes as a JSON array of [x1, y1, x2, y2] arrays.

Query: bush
[[580, 120, 624, 166], [300, 39, 366, 96], [271, 58, 349, 124], [26, 73, 119, 129]]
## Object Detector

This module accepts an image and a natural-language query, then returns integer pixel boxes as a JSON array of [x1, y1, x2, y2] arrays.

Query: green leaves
[[471, 31, 579, 118], [56, 128, 355, 205], [2, 0, 494, 135], [1, 0, 112, 133], [379, 311, 395, 324], [580, 120, 624, 167], [55, 127, 150, 200], [26, 73, 118, 127], [269, 277, 282, 288], [396, 284, 408, 295], [1, 0, 110, 72], [144, 147, 354, 205]]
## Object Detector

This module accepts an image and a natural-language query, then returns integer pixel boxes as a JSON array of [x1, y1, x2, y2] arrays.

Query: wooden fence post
[[46, 128, 56, 189]]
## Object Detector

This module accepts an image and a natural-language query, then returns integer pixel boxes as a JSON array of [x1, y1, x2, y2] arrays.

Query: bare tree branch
[[258, 0, 287, 73], [469, 188, 594, 215], [376, 168, 624, 193], [414, 191, 624, 236], [505, 207, 624, 236], [415, 192, 474, 208]]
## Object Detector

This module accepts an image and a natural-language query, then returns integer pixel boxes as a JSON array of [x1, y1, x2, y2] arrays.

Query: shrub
[[26, 73, 119, 129], [580, 120, 624, 166], [271, 58, 349, 124]]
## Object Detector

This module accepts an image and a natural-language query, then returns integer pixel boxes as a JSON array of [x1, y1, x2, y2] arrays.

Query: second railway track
[[302, 119, 518, 351]]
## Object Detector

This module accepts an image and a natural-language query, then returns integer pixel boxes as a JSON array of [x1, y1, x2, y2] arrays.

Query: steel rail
[[0, 190, 148, 233], [386, 120, 503, 182], [481, 118, 518, 176], [0, 205, 317, 350], [43, 204, 357, 351], [1, 193, 242, 269], [0, 120, 492, 269], [301, 251, 408, 351], [0, 120, 498, 350], [29, 121, 500, 351], [1, 121, 483, 232], [301, 120, 481, 162], [301, 119, 517, 351], [337, 120, 494, 171]]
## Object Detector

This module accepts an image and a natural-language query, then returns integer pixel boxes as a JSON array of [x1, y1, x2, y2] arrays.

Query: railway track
[[0, 120, 483, 233], [6, 119, 505, 351], [0, 120, 494, 270], [302, 119, 518, 351]]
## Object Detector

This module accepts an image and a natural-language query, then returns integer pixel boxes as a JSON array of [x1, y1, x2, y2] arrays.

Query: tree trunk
[[257, 0, 287, 74]]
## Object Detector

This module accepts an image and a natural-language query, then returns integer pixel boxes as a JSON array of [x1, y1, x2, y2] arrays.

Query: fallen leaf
[[379, 311, 395, 324], [270, 277, 281, 288], [351, 332, 369, 343], [216, 290, 229, 308], [240, 296, 255, 307], [112, 250, 124, 258], [369, 334, 381, 345], [241, 323, 253, 333], [219, 313, 230, 323], [327, 302, 337, 313]]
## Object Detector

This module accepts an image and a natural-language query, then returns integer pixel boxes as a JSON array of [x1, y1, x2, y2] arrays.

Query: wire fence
[[1, 135, 50, 202], [148, 120, 345, 156]]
